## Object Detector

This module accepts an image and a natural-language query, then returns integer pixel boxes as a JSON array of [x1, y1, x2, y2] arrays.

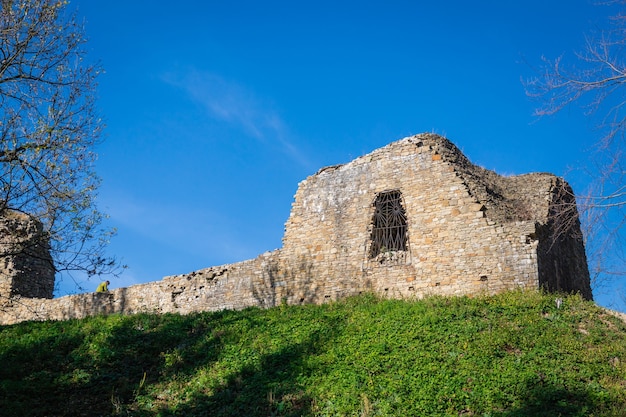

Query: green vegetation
[[1, 291, 625, 416]]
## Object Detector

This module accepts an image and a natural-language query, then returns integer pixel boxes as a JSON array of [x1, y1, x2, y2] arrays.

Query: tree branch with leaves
[[0, 0, 120, 293]]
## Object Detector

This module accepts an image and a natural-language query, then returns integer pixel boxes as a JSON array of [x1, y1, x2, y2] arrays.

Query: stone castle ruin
[[0, 133, 592, 325], [0, 210, 55, 300]]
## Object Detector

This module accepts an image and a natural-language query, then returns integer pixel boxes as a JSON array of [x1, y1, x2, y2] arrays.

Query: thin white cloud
[[183, 72, 265, 139], [162, 69, 311, 168]]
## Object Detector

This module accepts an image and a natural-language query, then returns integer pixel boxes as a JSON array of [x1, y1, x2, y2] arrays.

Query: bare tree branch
[[524, 0, 626, 286], [0, 0, 122, 296]]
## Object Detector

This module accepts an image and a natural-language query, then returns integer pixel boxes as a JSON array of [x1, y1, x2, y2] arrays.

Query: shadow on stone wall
[[537, 179, 592, 300], [253, 256, 319, 308], [60, 287, 133, 321]]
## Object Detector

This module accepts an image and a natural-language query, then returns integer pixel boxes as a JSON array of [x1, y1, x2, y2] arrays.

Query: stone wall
[[278, 134, 591, 301], [0, 255, 276, 323], [0, 133, 592, 325], [0, 210, 55, 300]]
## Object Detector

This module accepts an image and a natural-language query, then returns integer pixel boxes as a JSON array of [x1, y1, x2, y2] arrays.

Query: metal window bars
[[369, 190, 409, 264]]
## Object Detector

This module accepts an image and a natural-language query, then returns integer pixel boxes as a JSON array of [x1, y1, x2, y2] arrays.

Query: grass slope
[[1, 291, 625, 416]]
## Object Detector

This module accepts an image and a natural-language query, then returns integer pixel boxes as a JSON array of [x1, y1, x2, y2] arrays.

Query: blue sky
[[59, 1, 625, 312]]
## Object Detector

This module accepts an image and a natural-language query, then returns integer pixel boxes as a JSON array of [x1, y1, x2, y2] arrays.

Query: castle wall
[[0, 134, 592, 326], [0, 255, 276, 324], [536, 179, 593, 299], [0, 251, 328, 325], [280, 136, 544, 301], [0, 211, 55, 300]]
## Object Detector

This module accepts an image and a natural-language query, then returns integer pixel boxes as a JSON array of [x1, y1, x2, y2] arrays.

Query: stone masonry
[[0, 210, 55, 301], [0, 134, 592, 325]]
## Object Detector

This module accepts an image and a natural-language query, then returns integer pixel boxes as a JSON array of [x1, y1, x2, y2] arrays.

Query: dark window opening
[[369, 190, 408, 261]]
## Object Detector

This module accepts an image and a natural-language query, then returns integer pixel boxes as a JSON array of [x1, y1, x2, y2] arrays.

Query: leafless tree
[[525, 1, 626, 288], [0, 0, 118, 287]]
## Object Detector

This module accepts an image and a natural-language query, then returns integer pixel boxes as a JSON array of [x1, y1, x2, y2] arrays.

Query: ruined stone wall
[[1, 250, 329, 324], [0, 211, 55, 300], [0, 134, 592, 326], [536, 178, 592, 299], [0, 254, 274, 324], [280, 135, 546, 301]]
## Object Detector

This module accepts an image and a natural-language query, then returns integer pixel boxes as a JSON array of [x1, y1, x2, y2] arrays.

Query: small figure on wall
[[95, 280, 110, 293]]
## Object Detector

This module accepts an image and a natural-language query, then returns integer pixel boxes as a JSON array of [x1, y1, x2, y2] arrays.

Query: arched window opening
[[369, 190, 409, 263]]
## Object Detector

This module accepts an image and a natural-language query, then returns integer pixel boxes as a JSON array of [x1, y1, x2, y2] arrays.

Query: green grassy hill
[[1, 291, 625, 416]]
